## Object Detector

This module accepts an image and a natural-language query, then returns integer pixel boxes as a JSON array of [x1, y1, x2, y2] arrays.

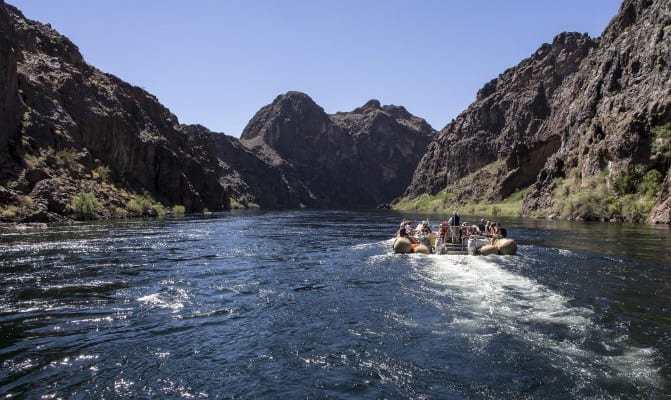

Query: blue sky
[[10, 1, 620, 136]]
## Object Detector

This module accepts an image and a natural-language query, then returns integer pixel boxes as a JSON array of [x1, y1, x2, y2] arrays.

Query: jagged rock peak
[[348, 99, 415, 120], [352, 99, 382, 113], [238, 90, 435, 208], [270, 91, 323, 114], [382, 104, 415, 121], [240, 91, 326, 142], [602, 0, 655, 42], [259, 91, 323, 116], [476, 31, 597, 102], [4, 3, 84, 67], [180, 123, 218, 135]]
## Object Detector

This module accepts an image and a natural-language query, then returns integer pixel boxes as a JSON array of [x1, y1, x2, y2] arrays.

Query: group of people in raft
[[394, 211, 517, 254], [396, 211, 507, 246]]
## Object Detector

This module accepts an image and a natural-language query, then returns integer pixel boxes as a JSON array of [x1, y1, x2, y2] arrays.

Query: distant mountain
[[240, 92, 435, 208], [402, 0, 671, 224], [181, 91, 435, 210], [182, 123, 313, 209]]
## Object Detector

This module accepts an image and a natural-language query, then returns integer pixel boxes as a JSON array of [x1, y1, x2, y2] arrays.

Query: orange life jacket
[[439, 221, 449, 236]]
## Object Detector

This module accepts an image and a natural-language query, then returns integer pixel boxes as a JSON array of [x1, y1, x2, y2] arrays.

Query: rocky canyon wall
[[403, 0, 671, 223]]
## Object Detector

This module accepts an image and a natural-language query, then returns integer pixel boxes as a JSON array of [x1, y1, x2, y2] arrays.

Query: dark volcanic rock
[[183, 124, 311, 208], [0, 3, 228, 217], [331, 99, 436, 205], [0, 2, 20, 168], [241, 92, 435, 208], [523, 0, 671, 223], [404, 0, 671, 223], [0, 1, 434, 218], [405, 32, 597, 203]]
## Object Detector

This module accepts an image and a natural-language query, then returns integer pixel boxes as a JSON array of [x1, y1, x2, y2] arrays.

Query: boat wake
[[416, 254, 662, 395]]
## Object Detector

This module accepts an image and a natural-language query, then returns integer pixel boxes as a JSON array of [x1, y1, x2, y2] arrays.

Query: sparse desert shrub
[[55, 150, 78, 168], [229, 199, 245, 209], [652, 123, 671, 155], [127, 192, 166, 218], [127, 194, 154, 215], [612, 171, 637, 195], [18, 194, 32, 207], [151, 203, 165, 218], [554, 166, 661, 221], [641, 169, 663, 197], [24, 153, 47, 168], [70, 191, 101, 219], [1, 206, 20, 219], [172, 205, 186, 216], [92, 165, 111, 182]]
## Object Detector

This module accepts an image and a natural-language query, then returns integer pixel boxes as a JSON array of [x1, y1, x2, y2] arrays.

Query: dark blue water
[[1, 210, 670, 399]]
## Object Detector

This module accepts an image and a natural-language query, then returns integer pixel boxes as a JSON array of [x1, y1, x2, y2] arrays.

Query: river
[[1, 210, 670, 399]]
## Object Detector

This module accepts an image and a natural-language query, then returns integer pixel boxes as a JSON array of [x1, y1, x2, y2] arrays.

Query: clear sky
[[10, 1, 621, 136]]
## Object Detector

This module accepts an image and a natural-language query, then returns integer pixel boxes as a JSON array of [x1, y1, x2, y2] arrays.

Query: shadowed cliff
[[0, 2, 228, 221], [239, 92, 436, 208]]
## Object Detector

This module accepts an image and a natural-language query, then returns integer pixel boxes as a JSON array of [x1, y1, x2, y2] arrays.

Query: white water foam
[[138, 287, 191, 313], [419, 254, 662, 390]]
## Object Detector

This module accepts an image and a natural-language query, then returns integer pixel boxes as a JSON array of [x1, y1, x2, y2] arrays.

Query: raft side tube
[[393, 237, 414, 253], [414, 244, 431, 254], [495, 238, 517, 255]]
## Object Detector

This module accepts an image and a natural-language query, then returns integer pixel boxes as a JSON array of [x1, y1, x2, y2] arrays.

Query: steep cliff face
[[241, 92, 435, 208], [0, 2, 20, 166], [404, 0, 671, 223], [405, 32, 598, 202], [523, 0, 671, 222], [0, 3, 228, 221]]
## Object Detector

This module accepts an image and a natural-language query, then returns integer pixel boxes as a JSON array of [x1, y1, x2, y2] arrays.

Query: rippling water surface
[[1, 210, 670, 399]]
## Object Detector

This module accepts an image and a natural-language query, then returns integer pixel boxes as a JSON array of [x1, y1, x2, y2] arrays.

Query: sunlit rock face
[[404, 0, 671, 223], [404, 32, 597, 204]]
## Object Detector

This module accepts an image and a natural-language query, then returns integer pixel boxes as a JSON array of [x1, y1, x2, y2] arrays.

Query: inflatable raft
[[393, 234, 517, 256]]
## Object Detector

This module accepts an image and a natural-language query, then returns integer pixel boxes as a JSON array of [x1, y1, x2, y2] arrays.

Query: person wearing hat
[[397, 219, 416, 242]]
